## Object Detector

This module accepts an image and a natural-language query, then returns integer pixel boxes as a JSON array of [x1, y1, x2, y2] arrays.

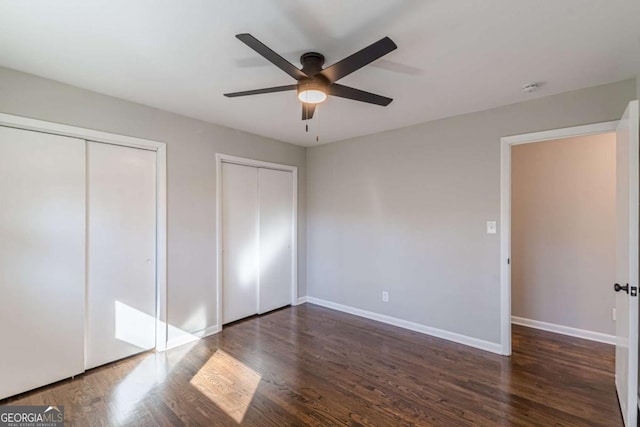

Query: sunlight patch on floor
[[189, 350, 261, 423]]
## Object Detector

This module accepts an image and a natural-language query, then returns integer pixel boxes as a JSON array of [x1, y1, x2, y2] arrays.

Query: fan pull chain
[[315, 105, 320, 143], [305, 102, 309, 132]]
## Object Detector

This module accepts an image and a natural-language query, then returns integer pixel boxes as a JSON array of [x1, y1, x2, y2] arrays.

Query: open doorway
[[510, 131, 616, 343], [499, 121, 619, 355]]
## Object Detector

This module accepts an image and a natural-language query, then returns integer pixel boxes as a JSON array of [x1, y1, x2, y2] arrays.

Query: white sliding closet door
[[0, 126, 86, 400], [258, 168, 294, 314], [222, 163, 259, 324], [221, 161, 294, 324], [86, 142, 157, 370]]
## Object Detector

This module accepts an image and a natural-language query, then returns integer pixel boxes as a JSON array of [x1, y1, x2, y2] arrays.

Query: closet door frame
[[216, 153, 298, 330], [0, 113, 169, 351]]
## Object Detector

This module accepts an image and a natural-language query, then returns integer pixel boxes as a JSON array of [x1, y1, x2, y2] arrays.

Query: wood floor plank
[[0, 303, 623, 426]]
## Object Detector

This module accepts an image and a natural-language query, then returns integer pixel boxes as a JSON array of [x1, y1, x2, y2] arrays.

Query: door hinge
[[631, 286, 638, 297], [507, 258, 510, 265]]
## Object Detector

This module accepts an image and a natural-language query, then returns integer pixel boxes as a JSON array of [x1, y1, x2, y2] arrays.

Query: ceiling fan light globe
[[298, 89, 327, 104]]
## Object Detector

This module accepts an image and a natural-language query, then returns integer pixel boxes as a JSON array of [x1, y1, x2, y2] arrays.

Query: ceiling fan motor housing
[[300, 52, 325, 75], [298, 53, 330, 102]]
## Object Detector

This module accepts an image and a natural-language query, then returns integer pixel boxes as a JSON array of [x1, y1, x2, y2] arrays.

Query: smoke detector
[[522, 83, 538, 93]]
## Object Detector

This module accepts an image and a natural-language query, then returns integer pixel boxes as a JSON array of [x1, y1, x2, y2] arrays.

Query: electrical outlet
[[612, 308, 616, 321], [382, 291, 389, 302]]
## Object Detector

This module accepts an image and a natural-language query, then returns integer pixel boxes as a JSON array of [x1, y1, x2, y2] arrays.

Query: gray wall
[[511, 133, 616, 335], [0, 67, 307, 343], [306, 79, 635, 344], [1, 64, 636, 349]]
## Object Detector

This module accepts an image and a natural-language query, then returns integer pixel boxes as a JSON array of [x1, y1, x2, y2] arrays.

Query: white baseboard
[[296, 296, 308, 305], [511, 316, 615, 345], [305, 297, 502, 354], [165, 324, 221, 350]]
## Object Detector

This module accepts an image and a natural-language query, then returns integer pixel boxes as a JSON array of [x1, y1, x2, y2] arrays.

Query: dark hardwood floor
[[1, 304, 622, 426]]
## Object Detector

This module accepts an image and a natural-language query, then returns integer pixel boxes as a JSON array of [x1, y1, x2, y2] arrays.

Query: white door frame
[[215, 153, 298, 329], [0, 113, 169, 351], [499, 120, 619, 356]]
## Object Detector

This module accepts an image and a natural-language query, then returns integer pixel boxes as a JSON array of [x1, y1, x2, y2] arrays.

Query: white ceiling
[[1, 1, 639, 146]]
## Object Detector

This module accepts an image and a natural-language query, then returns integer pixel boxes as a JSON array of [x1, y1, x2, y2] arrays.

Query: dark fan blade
[[320, 37, 397, 83], [302, 103, 316, 120], [328, 84, 392, 106], [224, 84, 297, 97], [236, 34, 308, 81]]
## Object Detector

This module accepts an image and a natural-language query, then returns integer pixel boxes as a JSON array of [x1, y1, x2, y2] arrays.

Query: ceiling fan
[[224, 34, 397, 120]]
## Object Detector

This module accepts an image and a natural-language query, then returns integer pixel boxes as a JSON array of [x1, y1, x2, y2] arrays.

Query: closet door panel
[[258, 168, 293, 314], [86, 142, 156, 369], [222, 163, 259, 324], [0, 126, 86, 400]]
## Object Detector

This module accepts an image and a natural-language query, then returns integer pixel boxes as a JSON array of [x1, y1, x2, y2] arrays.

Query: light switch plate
[[487, 221, 497, 234]]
